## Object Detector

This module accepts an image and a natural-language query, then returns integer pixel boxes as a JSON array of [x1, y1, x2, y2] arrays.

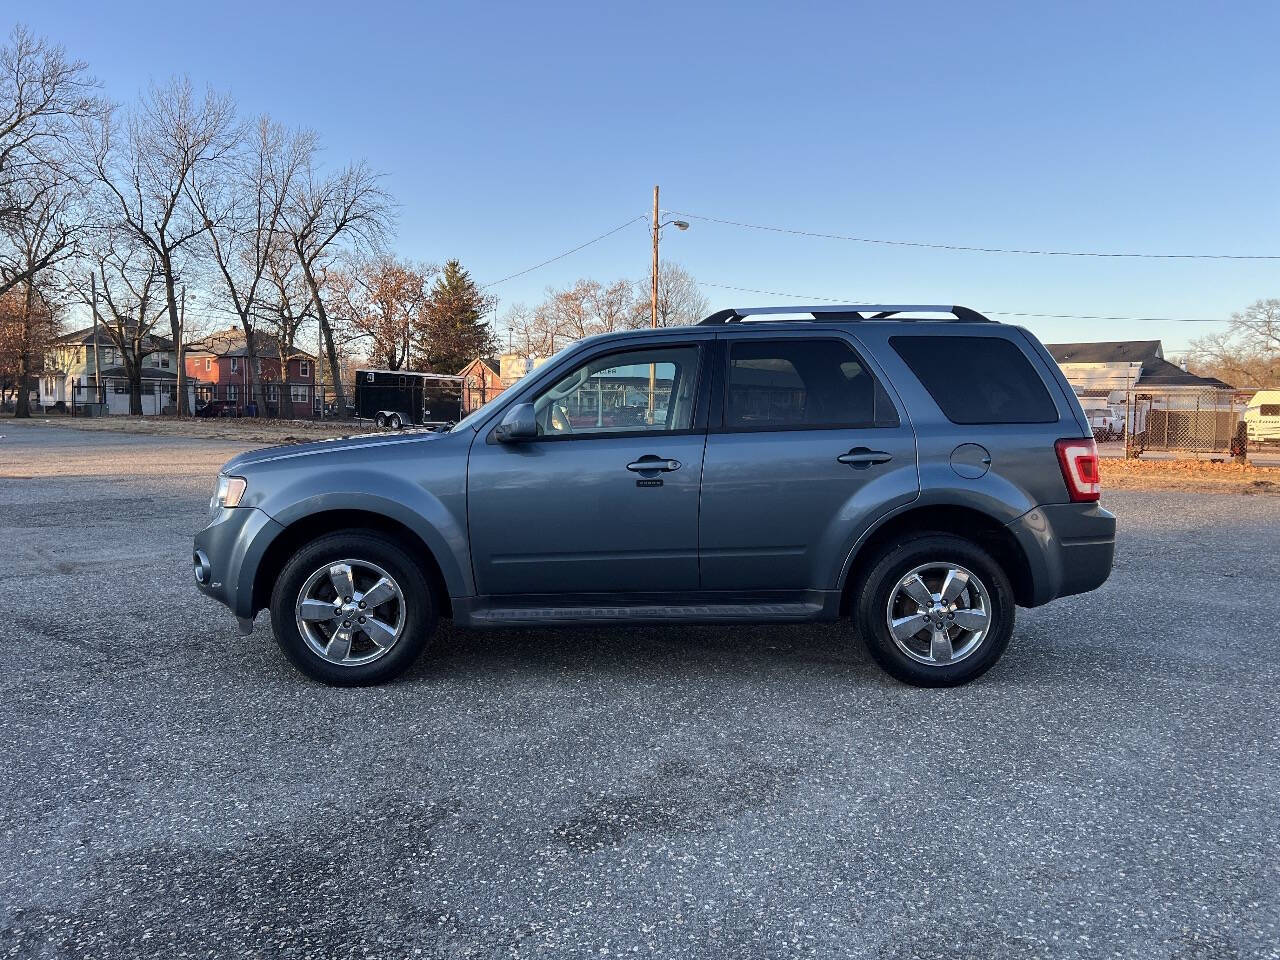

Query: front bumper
[[193, 506, 283, 619], [1006, 502, 1116, 607]]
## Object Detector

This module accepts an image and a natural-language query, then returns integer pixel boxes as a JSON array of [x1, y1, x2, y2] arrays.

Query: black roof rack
[[698, 304, 993, 325]]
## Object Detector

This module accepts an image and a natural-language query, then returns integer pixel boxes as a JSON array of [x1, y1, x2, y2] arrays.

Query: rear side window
[[726, 338, 898, 429], [891, 335, 1058, 424]]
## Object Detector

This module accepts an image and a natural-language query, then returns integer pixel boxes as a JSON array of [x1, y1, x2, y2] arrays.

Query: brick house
[[184, 328, 316, 416], [458, 357, 505, 412]]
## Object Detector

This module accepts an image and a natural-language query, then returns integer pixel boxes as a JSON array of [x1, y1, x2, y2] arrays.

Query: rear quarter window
[[891, 335, 1059, 424]]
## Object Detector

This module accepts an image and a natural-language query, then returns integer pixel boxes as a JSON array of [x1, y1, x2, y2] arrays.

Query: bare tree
[[4, 179, 81, 417], [282, 154, 392, 412], [84, 77, 237, 413], [261, 237, 315, 416], [0, 25, 101, 298], [634, 261, 708, 328], [332, 254, 433, 371], [1188, 299, 1280, 388], [69, 231, 167, 414], [188, 116, 311, 411]]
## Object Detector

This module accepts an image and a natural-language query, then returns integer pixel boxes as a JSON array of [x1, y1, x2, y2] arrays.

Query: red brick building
[[185, 328, 316, 415], [458, 357, 506, 413]]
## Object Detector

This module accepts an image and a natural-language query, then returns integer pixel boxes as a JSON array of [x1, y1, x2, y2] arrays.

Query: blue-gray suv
[[194, 305, 1115, 687]]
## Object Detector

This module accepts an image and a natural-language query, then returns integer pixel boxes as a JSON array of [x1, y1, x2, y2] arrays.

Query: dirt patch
[[2, 415, 375, 444], [1102, 457, 1280, 494]]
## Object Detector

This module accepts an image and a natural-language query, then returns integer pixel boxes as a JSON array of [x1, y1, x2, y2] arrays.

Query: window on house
[[227, 384, 239, 400], [230, 357, 239, 372], [291, 384, 310, 403], [157, 355, 169, 369], [265, 384, 279, 402], [204, 358, 212, 372], [299, 360, 310, 378], [255, 359, 261, 374]]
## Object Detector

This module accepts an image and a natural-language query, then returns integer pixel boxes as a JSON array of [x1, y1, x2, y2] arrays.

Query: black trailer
[[354, 369, 464, 429]]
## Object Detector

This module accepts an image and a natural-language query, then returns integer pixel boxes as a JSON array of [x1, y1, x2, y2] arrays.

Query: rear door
[[698, 331, 919, 591]]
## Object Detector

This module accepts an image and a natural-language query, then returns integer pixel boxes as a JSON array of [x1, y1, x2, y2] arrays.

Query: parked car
[[194, 304, 1115, 688], [1243, 389, 1280, 445], [1089, 407, 1124, 441]]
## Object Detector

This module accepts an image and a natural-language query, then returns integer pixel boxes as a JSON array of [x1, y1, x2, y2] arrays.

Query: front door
[[468, 340, 709, 596], [699, 333, 919, 591]]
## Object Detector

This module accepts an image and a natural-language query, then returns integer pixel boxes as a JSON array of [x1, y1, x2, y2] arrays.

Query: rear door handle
[[627, 457, 682, 472], [837, 448, 893, 469]]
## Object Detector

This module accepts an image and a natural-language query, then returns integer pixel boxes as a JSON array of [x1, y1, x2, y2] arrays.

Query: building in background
[[458, 357, 504, 413], [1047, 339, 1239, 451], [38, 326, 189, 415], [184, 328, 316, 417]]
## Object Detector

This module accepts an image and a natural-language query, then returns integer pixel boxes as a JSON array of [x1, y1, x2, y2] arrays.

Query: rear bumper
[[1006, 502, 1116, 607], [193, 506, 283, 619]]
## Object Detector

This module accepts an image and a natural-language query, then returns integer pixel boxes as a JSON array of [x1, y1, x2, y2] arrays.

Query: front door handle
[[627, 456, 682, 472], [837, 447, 893, 469]]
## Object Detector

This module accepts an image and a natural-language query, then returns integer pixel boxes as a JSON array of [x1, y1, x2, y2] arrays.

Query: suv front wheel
[[269, 530, 437, 686], [854, 533, 1014, 687]]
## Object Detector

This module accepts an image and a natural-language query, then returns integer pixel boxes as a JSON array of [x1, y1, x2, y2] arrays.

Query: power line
[[696, 282, 1227, 324], [481, 216, 646, 289], [675, 211, 1280, 261]]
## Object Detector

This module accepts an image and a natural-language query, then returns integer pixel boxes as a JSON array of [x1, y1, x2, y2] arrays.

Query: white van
[[1243, 390, 1280, 444]]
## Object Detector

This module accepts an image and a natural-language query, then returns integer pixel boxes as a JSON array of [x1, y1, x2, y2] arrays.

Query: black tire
[[373, 412, 387, 428], [269, 530, 437, 686], [854, 533, 1014, 687], [388, 413, 403, 430]]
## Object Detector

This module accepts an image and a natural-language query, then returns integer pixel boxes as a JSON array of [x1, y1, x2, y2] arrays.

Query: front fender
[[253, 463, 474, 600]]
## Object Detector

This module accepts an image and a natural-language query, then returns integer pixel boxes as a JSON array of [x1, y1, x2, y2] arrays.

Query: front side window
[[532, 345, 701, 437], [725, 338, 897, 429], [1261, 404, 1280, 417]]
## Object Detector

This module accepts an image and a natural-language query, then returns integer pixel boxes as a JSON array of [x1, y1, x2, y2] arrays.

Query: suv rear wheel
[[269, 530, 437, 686], [854, 533, 1014, 687]]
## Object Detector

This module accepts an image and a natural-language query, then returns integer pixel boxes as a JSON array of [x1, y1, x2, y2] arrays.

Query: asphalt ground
[[2, 423, 1277, 959]]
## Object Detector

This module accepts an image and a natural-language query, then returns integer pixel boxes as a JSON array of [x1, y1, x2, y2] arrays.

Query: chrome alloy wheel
[[885, 562, 992, 666], [295, 559, 406, 666]]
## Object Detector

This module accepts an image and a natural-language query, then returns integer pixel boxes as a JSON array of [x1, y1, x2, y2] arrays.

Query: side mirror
[[493, 402, 537, 442]]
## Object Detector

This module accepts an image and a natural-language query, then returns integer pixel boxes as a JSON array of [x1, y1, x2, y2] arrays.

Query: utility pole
[[90, 272, 101, 406], [316, 316, 324, 418], [650, 185, 660, 330], [649, 185, 660, 421], [177, 285, 186, 416]]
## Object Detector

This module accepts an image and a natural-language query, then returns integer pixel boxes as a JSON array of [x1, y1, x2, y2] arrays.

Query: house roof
[[1045, 340, 1163, 364], [1047, 338, 1233, 391], [458, 357, 501, 377], [56, 326, 174, 350], [185, 328, 314, 361]]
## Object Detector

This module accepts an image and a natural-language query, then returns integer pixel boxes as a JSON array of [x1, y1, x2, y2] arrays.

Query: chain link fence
[[1122, 389, 1244, 457]]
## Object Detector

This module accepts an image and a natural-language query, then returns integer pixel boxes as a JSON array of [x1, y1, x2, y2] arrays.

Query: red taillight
[[1055, 438, 1101, 502]]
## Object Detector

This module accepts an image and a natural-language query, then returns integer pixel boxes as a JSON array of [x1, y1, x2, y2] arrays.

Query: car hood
[[220, 428, 455, 473]]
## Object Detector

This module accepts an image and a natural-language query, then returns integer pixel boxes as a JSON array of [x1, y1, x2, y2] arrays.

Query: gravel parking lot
[[2, 423, 1278, 960]]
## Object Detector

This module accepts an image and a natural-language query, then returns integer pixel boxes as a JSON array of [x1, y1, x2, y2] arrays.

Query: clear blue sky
[[20, 1, 1280, 353]]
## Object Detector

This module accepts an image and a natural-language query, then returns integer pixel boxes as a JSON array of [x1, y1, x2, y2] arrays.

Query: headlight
[[212, 474, 248, 509]]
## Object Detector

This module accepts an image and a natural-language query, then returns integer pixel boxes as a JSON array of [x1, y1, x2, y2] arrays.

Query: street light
[[648, 187, 690, 420]]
